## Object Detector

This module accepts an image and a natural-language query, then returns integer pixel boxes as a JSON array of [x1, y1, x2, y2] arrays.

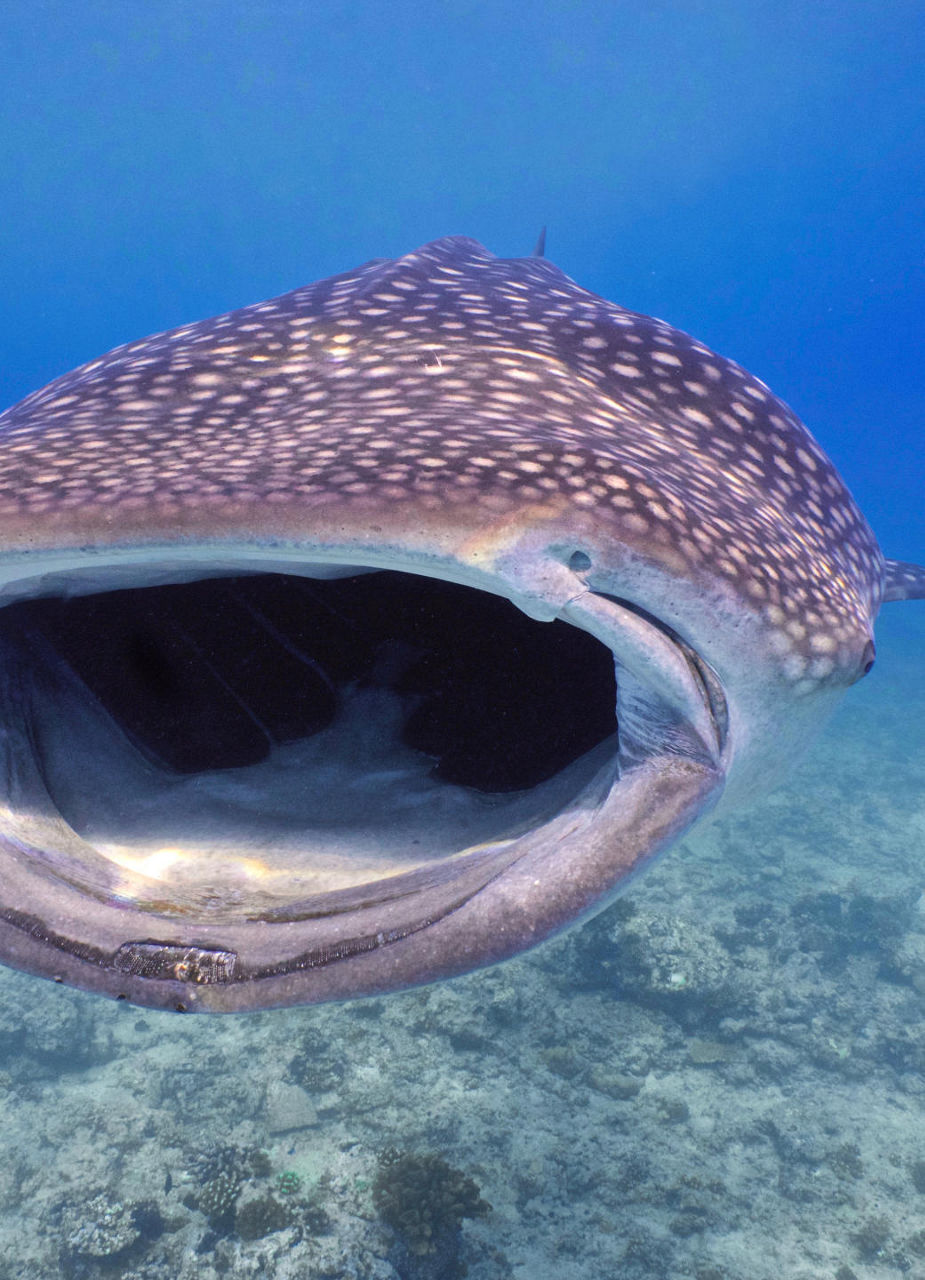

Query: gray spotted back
[[0, 236, 882, 672]]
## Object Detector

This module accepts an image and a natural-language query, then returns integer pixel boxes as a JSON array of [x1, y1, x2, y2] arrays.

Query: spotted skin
[[883, 559, 925, 602], [0, 237, 885, 688]]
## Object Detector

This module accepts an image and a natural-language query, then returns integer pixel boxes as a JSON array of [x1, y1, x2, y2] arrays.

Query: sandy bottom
[[0, 606, 922, 1280]]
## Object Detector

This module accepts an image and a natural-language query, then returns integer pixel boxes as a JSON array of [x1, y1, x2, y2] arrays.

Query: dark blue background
[[2, 1, 922, 561]]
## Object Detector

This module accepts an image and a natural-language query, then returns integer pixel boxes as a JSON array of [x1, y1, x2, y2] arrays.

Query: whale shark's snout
[[0, 236, 917, 1011]]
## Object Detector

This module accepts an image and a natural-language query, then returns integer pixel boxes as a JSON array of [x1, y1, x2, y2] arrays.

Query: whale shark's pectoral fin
[[883, 559, 925, 602]]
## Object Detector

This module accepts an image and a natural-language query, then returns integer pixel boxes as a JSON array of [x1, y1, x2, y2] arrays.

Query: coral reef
[[790, 888, 916, 973], [61, 1192, 140, 1262], [187, 1142, 270, 1186], [373, 1148, 490, 1279], [234, 1192, 293, 1241], [182, 1141, 277, 1234], [286, 1027, 347, 1093], [195, 1170, 240, 1232], [275, 1170, 303, 1197], [569, 899, 751, 1029]]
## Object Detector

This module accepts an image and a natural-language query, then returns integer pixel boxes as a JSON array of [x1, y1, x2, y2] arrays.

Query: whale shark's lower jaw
[[0, 547, 725, 1011]]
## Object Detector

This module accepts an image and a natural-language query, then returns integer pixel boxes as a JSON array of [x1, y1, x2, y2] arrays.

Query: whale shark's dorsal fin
[[883, 559, 925, 601], [531, 226, 547, 258]]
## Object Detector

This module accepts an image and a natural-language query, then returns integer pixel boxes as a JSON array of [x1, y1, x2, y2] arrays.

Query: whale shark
[[0, 236, 920, 1011]]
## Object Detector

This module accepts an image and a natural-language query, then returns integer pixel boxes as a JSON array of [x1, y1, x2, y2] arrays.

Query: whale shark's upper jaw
[[0, 236, 882, 1010]]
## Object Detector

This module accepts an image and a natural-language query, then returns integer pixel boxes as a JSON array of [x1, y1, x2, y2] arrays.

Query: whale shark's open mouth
[[0, 554, 724, 1010], [8, 569, 619, 909]]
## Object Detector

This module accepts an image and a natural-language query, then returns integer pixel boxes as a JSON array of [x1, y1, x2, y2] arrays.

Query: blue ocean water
[[0, 4, 922, 1278]]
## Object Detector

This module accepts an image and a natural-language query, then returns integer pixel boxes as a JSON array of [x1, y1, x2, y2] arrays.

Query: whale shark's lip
[[0, 543, 725, 1011]]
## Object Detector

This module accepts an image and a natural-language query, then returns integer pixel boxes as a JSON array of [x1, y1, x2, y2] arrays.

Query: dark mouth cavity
[[10, 570, 618, 794]]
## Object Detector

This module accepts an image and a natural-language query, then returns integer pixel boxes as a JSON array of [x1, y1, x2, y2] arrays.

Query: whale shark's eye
[[860, 639, 876, 677]]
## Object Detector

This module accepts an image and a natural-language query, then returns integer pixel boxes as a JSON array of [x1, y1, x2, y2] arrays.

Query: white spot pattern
[[0, 237, 882, 677]]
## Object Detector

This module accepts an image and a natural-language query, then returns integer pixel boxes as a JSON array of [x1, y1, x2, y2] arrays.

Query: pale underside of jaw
[[0, 547, 724, 1011]]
